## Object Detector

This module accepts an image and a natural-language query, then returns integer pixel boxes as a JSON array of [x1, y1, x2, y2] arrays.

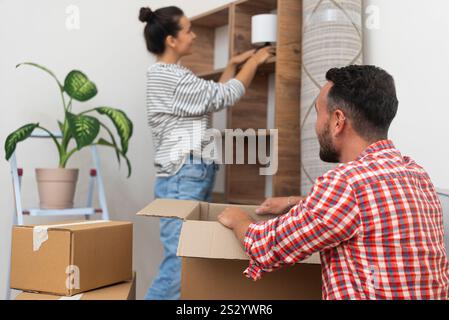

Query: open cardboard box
[[138, 199, 322, 300]]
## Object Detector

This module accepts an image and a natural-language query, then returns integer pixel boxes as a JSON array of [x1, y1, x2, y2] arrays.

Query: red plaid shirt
[[244, 140, 449, 299]]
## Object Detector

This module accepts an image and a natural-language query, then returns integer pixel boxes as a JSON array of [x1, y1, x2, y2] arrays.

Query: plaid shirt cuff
[[243, 262, 263, 281], [243, 222, 263, 281]]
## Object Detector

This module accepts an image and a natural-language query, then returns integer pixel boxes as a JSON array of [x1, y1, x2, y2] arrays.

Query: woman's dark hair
[[325, 65, 399, 140], [139, 6, 184, 55]]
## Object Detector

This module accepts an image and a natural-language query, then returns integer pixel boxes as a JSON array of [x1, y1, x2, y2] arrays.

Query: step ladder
[[6, 130, 110, 300]]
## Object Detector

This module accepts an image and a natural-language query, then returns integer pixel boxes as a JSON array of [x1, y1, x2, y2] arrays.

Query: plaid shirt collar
[[356, 139, 397, 162]]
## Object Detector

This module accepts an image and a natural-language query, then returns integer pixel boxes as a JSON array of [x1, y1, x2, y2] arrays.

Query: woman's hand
[[220, 49, 256, 83], [250, 46, 276, 66], [235, 46, 276, 88], [229, 49, 256, 66]]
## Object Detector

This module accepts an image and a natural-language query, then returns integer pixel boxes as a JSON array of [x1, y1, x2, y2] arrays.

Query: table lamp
[[251, 14, 278, 47]]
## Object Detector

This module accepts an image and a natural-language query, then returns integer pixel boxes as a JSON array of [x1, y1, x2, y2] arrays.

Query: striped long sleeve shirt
[[146, 62, 245, 176]]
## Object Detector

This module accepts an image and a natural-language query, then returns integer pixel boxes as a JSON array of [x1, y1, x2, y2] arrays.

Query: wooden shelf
[[220, 129, 271, 137], [235, 0, 278, 11], [182, 6, 231, 75], [183, 0, 303, 205], [232, 0, 279, 55], [197, 58, 276, 81], [211, 192, 228, 204], [213, 193, 264, 206], [226, 197, 265, 206], [189, 4, 230, 28], [258, 56, 276, 74]]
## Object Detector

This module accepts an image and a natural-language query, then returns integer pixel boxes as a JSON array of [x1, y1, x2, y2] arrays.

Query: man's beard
[[317, 124, 340, 163]]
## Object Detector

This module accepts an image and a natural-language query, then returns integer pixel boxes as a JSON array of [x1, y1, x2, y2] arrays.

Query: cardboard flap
[[206, 203, 277, 222], [177, 221, 248, 260], [17, 220, 128, 232], [137, 199, 201, 220], [177, 220, 321, 264]]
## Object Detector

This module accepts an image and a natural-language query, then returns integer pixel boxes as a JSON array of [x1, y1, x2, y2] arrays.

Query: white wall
[[363, 0, 449, 190], [0, 0, 233, 300]]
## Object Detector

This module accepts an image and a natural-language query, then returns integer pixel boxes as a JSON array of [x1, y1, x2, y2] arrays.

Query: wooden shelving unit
[[197, 57, 276, 81], [182, 0, 303, 204]]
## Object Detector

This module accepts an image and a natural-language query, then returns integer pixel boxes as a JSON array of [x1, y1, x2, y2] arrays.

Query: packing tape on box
[[58, 293, 83, 300], [33, 220, 110, 251]]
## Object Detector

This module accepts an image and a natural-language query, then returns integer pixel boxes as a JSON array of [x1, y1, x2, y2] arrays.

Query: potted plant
[[4, 62, 133, 209]]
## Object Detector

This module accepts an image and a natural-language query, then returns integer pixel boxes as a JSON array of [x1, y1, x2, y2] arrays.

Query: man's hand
[[255, 196, 305, 215], [218, 207, 255, 245], [218, 207, 254, 229]]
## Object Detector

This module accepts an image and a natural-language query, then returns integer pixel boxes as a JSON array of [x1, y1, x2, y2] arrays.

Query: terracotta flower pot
[[35, 168, 79, 209]]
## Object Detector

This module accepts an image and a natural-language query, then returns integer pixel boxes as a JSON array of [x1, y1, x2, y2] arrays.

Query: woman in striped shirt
[[139, 6, 275, 300]]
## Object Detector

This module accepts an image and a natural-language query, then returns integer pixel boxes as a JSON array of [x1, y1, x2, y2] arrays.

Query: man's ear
[[333, 109, 346, 136]]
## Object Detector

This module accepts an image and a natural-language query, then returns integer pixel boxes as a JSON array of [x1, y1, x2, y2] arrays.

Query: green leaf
[[64, 70, 97, 102], [95, 107, 133, 154], [97, 138, 132, 178], [58, 120, 73, 156], [57, 121, 64, 133], [58, 120, 72, 141], [4, 123, 39, 160], [99, 122, 121, 166], [16, 62, 63, 90], [66, 112, 100, 150]]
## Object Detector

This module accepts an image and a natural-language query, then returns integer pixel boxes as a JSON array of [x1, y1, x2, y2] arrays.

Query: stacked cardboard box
[[15, 273, 136, 300], [10, 220, 134, 300], [138, 199, 323, 300]]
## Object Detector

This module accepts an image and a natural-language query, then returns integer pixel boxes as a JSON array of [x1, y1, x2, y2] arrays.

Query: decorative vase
[[35, 168, 79, 209], [300, 0, 363, 194]]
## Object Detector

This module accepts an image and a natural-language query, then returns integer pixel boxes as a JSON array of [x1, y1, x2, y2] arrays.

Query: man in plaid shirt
[[218, 65, 449, 300]]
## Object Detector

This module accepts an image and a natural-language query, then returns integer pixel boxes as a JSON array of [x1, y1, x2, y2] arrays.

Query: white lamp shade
[[251, 14, 278, 46]]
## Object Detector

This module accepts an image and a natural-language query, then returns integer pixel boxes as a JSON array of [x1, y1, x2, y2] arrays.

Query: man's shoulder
[[317, 158, 382, 187], [318, 162, 359, 184], [319, 151, 430, 189]]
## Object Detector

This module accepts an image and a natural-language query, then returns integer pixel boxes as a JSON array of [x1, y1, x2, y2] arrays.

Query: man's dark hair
[[325, 65, 399, 141]]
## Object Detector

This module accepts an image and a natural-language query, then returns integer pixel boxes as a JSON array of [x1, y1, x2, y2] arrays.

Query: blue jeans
[[145, 157, 218, 300]]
